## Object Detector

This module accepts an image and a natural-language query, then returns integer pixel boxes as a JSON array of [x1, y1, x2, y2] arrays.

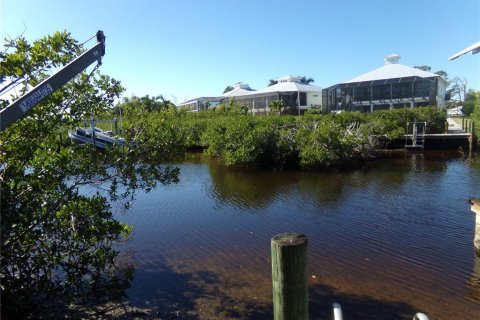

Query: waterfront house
[[222, 76, 323, 115], [177, 96, 223, 112], [322, 54, 449, 112], [178, 77, 323, 114]]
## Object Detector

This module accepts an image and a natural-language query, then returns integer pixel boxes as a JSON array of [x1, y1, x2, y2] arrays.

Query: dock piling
[[271, 233, 308, 320]]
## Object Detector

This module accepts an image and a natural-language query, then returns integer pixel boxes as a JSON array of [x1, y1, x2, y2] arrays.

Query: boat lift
[[0, 30, 106, 131], [405, 119, 427, 150]]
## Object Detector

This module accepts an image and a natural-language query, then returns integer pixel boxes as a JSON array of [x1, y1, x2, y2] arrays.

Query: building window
[[414, 80, 430, 97]]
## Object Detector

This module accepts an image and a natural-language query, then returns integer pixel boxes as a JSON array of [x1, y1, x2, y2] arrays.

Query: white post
[[297, 91, 300, 116], [332, 303, 343, 320], [470, 199, 480, 252], [412, 119, 418, 148]]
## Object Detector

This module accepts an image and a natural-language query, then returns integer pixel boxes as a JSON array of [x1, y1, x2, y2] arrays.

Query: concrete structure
[[322, 55, 449, 112]]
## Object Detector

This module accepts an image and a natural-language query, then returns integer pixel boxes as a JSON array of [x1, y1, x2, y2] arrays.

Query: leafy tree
[[0, 31, 181, 316], [413, 66, 449, 80], [434, 70, 449, 81], [464, 90, 480, 116], [413, 65, 432, 72], [118, 94, 175, 114]]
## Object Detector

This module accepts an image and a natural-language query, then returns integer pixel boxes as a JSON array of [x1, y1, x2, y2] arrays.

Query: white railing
[[331, 303, 429, 320]]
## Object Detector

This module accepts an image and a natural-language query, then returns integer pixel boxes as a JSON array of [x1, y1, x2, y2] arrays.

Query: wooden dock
[[404, 118, 476, 151]]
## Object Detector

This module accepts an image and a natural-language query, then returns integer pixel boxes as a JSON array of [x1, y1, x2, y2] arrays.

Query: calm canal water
[[115, 152, 480, 319]]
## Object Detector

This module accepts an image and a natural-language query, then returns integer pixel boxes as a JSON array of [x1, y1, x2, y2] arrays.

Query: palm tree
[[299, 76, 314, 85], [268, 79, 278, 86], [223, 86, 234, 94]]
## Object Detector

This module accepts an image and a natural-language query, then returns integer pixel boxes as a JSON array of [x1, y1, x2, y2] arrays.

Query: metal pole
[[412, 119, 417, 147], [91, 119, 96, 148]]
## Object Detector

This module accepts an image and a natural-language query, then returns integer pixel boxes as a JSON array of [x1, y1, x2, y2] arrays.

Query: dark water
[[115, 152, 480, 319]]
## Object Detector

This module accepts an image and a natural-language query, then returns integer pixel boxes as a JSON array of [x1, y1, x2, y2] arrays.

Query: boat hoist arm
[[0, 30, 106, 131]]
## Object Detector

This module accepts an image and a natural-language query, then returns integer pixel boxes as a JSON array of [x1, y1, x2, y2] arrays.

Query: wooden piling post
[[271, 233, 308, 320], [470, 199, 480, 253]]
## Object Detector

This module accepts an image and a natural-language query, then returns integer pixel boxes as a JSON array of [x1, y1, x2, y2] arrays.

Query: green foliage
[[118, 95, 175, 114], [295, 116, 369, 168], [464, 90, 480, 116], [212, 98, 249, 115], [466, 91, 480, 138], [223, 85, 234, 94], [199, 113, 371, 168], [202, 116, 277, 165], [413, 65, 432, 72], [364, 107, 446, 139], [298, 76, 314, 84], [269, 100, 285, 115], [161, 106, 446, 168], [1, 31, 180, 316]]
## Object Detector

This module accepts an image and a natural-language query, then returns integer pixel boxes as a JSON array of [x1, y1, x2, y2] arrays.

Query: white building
[[179, 76, 323, 114], [177, 96, 222, 112], [223, 75, 323, 115], [323, 55, 449, 112]]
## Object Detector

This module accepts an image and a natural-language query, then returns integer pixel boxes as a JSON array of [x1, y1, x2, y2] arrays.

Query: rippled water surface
[[116, 152, 480, 319]]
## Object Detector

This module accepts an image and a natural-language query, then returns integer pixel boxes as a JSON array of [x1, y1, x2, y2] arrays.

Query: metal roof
[[250, 82, 323, 95], [344, 63, 441, 83], [222, 82, 256, 97], [179, 96, 222, 105]]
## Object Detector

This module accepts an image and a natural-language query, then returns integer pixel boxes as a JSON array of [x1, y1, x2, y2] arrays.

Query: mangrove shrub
[[0, 31, 180, 316]]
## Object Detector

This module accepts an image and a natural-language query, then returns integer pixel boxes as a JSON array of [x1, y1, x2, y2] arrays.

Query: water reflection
[[117, 151, 480, 319], [207, 152, 453, 212], [207, 164, 300, 210]]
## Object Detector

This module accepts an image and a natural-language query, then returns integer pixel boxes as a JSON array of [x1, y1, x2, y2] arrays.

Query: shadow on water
[[73, 261, 420, 320], [125, 254, 273, 319], [127, 264, 422, 319]]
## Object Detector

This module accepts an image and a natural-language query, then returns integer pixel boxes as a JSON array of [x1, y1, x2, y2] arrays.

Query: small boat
[[68, 127, 125, 149]]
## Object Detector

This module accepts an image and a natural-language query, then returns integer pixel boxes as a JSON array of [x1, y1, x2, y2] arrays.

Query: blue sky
[[1, 0, 479, 104]]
